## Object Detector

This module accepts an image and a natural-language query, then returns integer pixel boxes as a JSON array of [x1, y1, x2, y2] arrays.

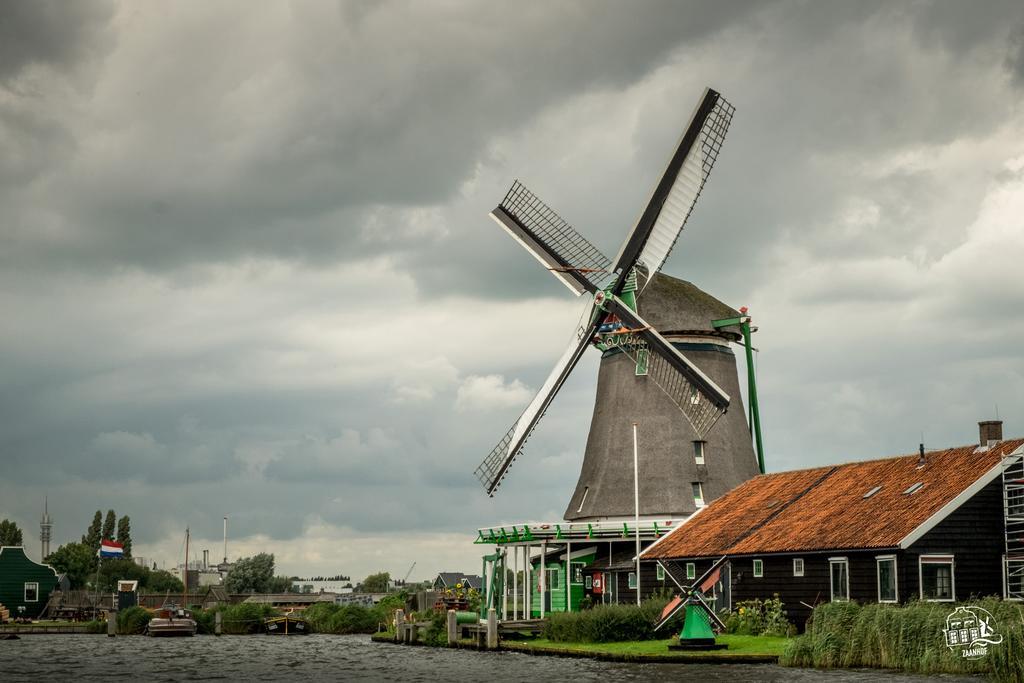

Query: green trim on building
[[0, 546, 59, 619], [529, 551, 596, 617]]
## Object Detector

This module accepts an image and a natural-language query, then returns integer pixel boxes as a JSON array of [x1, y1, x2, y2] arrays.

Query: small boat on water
[[146, 605, 197, 637], [146, 527, 197, 637], [264, 615, 309, 635]]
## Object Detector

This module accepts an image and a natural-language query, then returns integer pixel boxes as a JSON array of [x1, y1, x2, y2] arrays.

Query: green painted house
[[0, 546, 59, 619], [529, 547, 596, 617]]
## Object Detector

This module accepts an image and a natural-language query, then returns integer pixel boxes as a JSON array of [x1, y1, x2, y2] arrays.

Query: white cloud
[[455, 374, 533, 413]]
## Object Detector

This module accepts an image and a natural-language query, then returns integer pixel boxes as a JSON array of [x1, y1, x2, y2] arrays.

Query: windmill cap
[[637, 273, 744, 341]]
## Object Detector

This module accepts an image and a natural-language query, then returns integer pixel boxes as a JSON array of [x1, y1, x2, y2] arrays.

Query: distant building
[[432, 572, 482, 592], [291, 580, 353, 594], [0, 546, 60, 619]]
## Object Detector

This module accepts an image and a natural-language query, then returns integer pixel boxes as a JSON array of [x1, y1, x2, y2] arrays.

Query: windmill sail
[[604, 295, 729, 438], [491, 181, 612, 296], [612, 89, 734, 293], [475, 330, 594, 495]]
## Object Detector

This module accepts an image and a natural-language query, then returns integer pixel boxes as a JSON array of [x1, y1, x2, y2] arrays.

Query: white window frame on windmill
[[692, 482, 705, 508], [634, 348, 649, 376], [693, 440, 706, 465], [793, 558, 805, 577]]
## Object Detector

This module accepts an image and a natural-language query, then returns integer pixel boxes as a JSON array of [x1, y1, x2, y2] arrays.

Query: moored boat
[[146, 605, 197, 637], [264, 615, 309, 635]]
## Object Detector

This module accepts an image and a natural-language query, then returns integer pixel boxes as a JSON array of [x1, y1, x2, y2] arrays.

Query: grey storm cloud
[[2, 0, 1024, 577]]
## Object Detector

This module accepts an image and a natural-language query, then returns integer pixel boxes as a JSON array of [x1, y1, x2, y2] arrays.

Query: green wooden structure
[[0, 546, 59, 619], [529, 550, 595, 617]]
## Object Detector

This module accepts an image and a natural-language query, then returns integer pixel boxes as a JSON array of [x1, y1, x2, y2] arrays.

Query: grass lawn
[[502, 634, 788, 662]]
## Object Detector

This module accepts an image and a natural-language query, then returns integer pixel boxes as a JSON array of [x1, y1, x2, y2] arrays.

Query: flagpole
[[633, 422, 641, 607]]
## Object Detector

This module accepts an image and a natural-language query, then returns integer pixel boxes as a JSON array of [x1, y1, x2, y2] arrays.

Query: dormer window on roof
[[904, 482, 924, 495], [863, 486, 882, 499]]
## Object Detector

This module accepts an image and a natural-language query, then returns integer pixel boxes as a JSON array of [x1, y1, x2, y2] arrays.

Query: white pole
[[540, 540, 547, 619], [633, 422, 641, 607], [502, 548, 508, 621], [566, 540, 572, 613], [513, 545, 519, 620], [525, 544, 532, 620], [223, 516, 228, 563]]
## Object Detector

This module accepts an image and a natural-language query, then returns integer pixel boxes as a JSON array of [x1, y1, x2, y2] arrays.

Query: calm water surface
[[0, 634, 981, 682]]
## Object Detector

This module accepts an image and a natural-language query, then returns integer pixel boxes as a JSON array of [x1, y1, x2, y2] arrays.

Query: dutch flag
[[99, 540, 124, 558]]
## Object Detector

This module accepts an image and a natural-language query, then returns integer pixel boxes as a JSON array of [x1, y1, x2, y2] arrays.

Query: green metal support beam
[[712, 315, 765, 474]]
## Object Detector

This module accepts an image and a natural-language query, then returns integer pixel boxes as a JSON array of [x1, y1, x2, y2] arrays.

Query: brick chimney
[[979, 420, 1003, 446]]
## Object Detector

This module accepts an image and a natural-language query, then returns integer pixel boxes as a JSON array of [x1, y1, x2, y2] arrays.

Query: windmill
[[476, 87, 760, 509], [655, 556, 729, 650]]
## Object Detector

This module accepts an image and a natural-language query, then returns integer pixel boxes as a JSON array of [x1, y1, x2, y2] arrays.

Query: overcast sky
[[2, 0, 1024, 581]]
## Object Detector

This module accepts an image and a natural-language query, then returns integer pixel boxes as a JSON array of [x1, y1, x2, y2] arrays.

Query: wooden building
[[643, 424, 1024, 629], [0, 546, 60, 620]]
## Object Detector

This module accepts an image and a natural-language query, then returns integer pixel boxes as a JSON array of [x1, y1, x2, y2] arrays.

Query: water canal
[[0, 634, 981, 681]]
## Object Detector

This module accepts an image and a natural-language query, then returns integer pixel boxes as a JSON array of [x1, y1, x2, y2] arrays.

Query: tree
[[268, 575, 293, 593], [102, 510, 116, 542], [98, 558, 148, 592], [0, 519, 23, 546], [82, 510, 102, 551], [146, 569, 184, 593], [224, 553, 277, 593], [116, 515, 132, 558], [360, 571, 390, 593], [46, 542, 96, 589]]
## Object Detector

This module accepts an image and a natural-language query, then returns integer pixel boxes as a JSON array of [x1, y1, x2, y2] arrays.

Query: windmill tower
[[40, 498, 53, 561], [475, 88, 763, 515]]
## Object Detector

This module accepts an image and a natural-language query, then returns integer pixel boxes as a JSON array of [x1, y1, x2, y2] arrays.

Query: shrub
[[724, 595, 793, 636], [116, 606, 152, 635], [780, 598, 1024, 681], [303, 602, 380, 634], [198, 603, 279, 634], [543, 598, 680, 643]]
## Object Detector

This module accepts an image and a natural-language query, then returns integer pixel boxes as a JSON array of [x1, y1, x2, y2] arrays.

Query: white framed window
[[829, 557, 849, 601], [686, 563, 696, 580], [793, 558, 804, 577], [693, 441, 706, 465], [876, 555, 898, 603], [656, 564, 665, 581], [753, 559, 764, 578], [24, 582, 39, 602], [692, 482, 705, 508], [546, 568, 559, 591], [863, 486, 882, 499], [571, 562, 584, 584], [919, 555, 954, 602], [585, 575, 592, 589], [628, 572, 637, 589]]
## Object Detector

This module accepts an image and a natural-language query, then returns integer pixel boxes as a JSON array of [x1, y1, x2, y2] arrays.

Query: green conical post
[[679, 604, 716, 643]]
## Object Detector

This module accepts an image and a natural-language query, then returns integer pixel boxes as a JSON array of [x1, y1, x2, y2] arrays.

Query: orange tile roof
[[643, 439, 1024, 559]]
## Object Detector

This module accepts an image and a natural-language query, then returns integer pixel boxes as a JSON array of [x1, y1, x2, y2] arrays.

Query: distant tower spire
[[40, 497, 53, 561]]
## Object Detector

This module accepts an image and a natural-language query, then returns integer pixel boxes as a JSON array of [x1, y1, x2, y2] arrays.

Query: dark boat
[[264, 615, 309, 635]]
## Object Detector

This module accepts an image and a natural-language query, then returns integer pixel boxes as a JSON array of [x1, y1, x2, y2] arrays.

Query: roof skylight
[[903, 482, 924, 495], [863, 486, 882, 499]]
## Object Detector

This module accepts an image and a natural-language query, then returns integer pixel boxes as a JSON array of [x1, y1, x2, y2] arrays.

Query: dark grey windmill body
[[565, 273, 760, 521], [475, 87, 759, 519]]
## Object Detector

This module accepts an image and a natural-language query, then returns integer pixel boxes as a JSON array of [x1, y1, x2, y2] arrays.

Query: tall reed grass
[[780, 599, 1024, 681]]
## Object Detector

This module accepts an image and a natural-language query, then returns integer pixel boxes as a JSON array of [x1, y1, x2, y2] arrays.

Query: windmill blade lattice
[[492, 181, 613, 295], [613, 89, 735, 294], [474, 329, 594, 495]]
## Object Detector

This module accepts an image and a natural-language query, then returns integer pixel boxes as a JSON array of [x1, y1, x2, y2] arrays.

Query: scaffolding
[[1003, 447, 1024, 599]]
